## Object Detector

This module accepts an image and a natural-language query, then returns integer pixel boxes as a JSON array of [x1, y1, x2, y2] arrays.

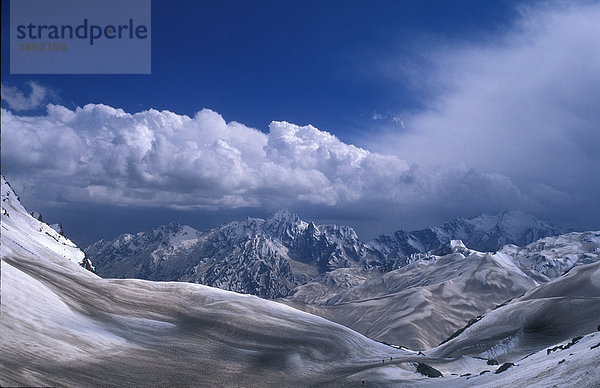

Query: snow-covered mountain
[[85, 209, 378, 298], [86, 209, 564, 299], [501, 231, 600, 280], [84, 222, 202, 278], [3, 175, 600, 386], [285, 232, 600, 349], [285, 241, 540, 349], [370, 210, 564, 268]]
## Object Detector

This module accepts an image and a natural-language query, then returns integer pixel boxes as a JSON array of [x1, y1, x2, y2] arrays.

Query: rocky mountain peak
[[83, 204, 573, 300], [263, 209, 308, 241], [432, 239, 471, 256]]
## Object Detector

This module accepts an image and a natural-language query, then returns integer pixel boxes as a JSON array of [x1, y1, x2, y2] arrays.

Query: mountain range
[[85, 208, 564, 298], [2, 174, 600, 386], [83, 201, 600, 349]]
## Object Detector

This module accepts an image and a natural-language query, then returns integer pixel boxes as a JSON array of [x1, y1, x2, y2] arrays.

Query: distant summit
[[369, 210, 563, 267]]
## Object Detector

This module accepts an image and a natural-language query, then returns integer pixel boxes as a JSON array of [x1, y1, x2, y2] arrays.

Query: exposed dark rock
[[30, 211, 43, 221], [486, 358, 498, 365], [50, 223, 64, 236], [495, 362, 515, 374], [547, 336, 583, 355], [416, 363, 443, 378], [439, 315, 483, 346], [80, 255, 97, 274]]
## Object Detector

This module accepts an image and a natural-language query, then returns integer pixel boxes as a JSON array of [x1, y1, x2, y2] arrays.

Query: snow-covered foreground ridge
[[2, 175, 600, 386], [1, 176, 94, 271]]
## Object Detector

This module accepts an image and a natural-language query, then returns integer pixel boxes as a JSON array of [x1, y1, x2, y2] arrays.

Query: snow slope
[[285, 242, 538, 349], [429, 260, 600, 362], [1, 176, 93, 270], [409, 330, 600, 387]]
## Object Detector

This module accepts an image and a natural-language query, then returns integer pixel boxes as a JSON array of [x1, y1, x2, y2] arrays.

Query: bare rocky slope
[[284, 234, 600, 349], [284, 242, 539, 349]]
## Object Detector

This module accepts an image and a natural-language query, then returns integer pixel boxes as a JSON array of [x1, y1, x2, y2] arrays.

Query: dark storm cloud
[[368, 1, 600, 229]]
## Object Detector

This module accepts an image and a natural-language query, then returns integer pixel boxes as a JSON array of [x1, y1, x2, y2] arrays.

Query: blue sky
[[1, 0, 518, 137], [2, 1, 600, 245]]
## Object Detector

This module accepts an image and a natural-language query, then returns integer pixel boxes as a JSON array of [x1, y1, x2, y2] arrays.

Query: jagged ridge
[[86, 208, 566, 299]]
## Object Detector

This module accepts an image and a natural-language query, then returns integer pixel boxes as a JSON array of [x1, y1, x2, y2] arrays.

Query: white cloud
[[2, 102, 528, 223], [1, 82, 47, 111]]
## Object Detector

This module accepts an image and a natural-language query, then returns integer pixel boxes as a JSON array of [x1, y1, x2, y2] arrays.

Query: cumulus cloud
[[367, 1, 600, 228], [1, 82, 48, 111], [1, 102, 528, 224]]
